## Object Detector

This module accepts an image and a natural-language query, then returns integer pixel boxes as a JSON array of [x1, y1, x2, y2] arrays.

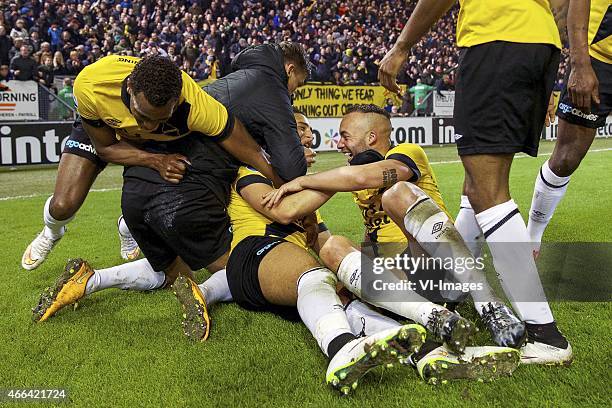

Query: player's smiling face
[[337, 113, 371, 162], [129, 89, 178, 132]]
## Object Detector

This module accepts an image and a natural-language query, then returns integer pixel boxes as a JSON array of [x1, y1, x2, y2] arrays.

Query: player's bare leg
[[527, 118, 597, 255], [462, 153, 571, 364], [320, 236, 477, 354], [380, 181, 525, 347], [22, 154, 99, 270]]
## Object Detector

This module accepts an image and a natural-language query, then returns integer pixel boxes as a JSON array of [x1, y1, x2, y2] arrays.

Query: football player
[[527, 0, 610, 256], [22, 54, 275, 272], [262, 105, 527, 349]]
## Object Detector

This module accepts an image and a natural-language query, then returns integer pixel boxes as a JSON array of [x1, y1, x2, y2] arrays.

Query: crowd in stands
[[0, 0, 568, 94]]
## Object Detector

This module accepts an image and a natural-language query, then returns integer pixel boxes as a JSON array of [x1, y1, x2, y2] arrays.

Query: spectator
[[0, 26, 11, 66], [384, 98, 395, 113], [4, 0, 568, 86], [0, 64, 11, 82], [56, 77, 75, 120], [38, 55, 55, 88], [435, 74, 453, 96], [10, 19, 29, 42], [9, 37, 25, 61], [47, 23, 62, 52], [409, 78, 434, 116], [52, 51, 66, 75], [10, 46, 38, 81], [30, 31, 41, 54]]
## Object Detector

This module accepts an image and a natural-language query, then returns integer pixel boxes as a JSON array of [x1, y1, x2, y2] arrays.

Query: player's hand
[[304, 147, 317, 167], [302, 213, 319, 249], [545, 93, 556, 127], [261, 177, 306, 208], [568, 61, 600, 113], [156, 153, 191, 184], [378, 46, 406, 94]]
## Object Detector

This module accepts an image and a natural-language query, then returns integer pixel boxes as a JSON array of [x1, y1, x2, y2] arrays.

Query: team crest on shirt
[[104, 118, 122, 127]]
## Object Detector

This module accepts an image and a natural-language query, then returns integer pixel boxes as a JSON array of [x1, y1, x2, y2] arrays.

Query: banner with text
[[2, 117, 609, 166], [309, 117, 456, 151], [433, 91, 454, 116], [293, 85, 406, 118], [0, 122, 72, 166], [310, 116, 611, 152], [0, 81, 39, 120]]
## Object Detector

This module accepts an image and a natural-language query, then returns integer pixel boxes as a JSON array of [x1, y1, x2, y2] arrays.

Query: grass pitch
[[1, 139, 611, 407]]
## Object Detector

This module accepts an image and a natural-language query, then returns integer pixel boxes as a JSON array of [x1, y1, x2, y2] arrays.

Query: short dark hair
[[279, 41, 311, 77], [130, 55, 182, 107], [345, 104, 391, 119]]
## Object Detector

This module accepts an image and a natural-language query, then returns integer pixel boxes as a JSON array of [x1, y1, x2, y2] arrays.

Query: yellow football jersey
[[73, 55, 231, 142], [456, 0, 561, 49], [228, 166, 327, 252], [589, 1, 611, 63], [352, 143, 450, 243]]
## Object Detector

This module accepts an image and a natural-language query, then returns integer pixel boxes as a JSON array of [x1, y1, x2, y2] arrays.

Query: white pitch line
[[429, 147, 612, 165], [1, 148, 611, 202], [0, 187, 120, 202]]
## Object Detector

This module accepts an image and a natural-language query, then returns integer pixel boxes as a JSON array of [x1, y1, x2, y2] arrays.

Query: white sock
[[476, 199, 554, 324], [402, 194, 498, 305], [527, 160, 571, 247], [455, 195, 485, 258], [337, 250, 446, 326], [118, 215, 132, 237], [297, 267, 353, 357], [198, 269, 233, 307], [345, 299, 400, 336], [43, 196, 73, 240], [85, 258, 166, 295]]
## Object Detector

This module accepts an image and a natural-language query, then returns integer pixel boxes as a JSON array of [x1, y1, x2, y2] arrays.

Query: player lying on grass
[[262, 104, 527, 350], [173, 160, 519, 393], [172, 163, 429, 395], [171, 115, 519, 388], [173, 160, 519, 389]]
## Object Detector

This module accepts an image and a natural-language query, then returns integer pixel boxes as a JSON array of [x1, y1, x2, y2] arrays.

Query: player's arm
[[566, 0, 599, 112], [378, 0, 456, 93], [218, 118, 283, 187], [263, 158, 416, 208], [239, 179, 334, 225], [82, 120, 188, 183]]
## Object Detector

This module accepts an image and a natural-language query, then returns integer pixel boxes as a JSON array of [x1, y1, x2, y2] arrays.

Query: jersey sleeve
[[385, 144, 426, 182], [234, 166, 273, 196], [73, 71, 102, 125], [183, 73, 233, 141]]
